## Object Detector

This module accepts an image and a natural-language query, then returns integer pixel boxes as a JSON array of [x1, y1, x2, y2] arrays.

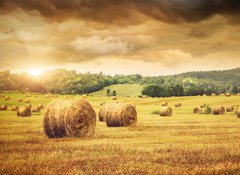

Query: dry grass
[[0, 94, 240, 174]]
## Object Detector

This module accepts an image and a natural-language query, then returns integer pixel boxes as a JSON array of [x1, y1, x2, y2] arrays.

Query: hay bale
[[225, 93, 231, 97], [4, 96, 10, 100], [26, 104, 32, 109], [98, 103, 111, 122], [159, 106, 172, 116], [220, 93, 225, 96], [237, 93, 240, 96], [226, 106, 234, 112], [37, 104, 44, 110], [203, 94, 207, 96], [25, 99, 31, 103], [175, 103, 181, 107], [17, 107, 32, 117], [82, 94, 87, 99], [104, 103, 137, 127], [17, 98, 23, 102], [193, 107, 201, 114], [32, 107, 41, 113], [0, 105, 7, 111], [213, 106, 225, 115], [161, 101, 168, 106], [112, 96, 118, 100], [200, 103, 206, 108], [211, 93, 216, 96], [12, 106, 19, 111], [43, 99, 96, 138]]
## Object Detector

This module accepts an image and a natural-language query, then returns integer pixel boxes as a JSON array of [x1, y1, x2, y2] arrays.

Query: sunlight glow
[[28, 68, 43, 77]]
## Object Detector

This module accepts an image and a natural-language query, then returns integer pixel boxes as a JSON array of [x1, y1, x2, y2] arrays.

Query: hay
[[0, 105, 7, 111], [26, 104, 32, 109], [211, 93, 216, 96], [220, 93, 225, 96], [17, 107, 32, 117], [200, 103, 206, 108], [193, 107, 201, 114], [237, 109, 240, 118], [4, 96, 10, 100], [82, 94, 87, 99], [159, 106, 172, 116], [25, 99, 31, 103], [237, 93, 240, 96], [226, 106, 234, 112], [98, 103, 111, 122], [17, 98, 23, 102], [103, 103, 137, 127], [112, 96, 118, 100], [33, 107, 41, 113], [175, 103, 181, 107], [213, 106, 225, 115], [37, 104, 44, 110], [161, 101, 168, 106], [43, 99, 96, 138], [225, 93, 231, 97], [203, 94, 207, 96], [12, 106, 19, 111]]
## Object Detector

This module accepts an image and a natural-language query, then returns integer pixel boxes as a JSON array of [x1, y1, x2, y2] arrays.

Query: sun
[[28, 68, 43, 77]]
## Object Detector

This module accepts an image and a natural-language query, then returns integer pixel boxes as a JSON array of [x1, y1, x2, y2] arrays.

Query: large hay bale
[[43, 99, 96, 138], [225, 93, 231, 97], [17, 98, 23, 102], [175, 103, 182, 107], [104, 103, 137, 127], [32, 107, 41, 113], [98, 103, 111, 122], [0, 105, 7, 111], [17, 107, 32, 117], [226, 106, 234, 112], [213, 106, 225, 115], [159, 106, 172, 116], [37, 104, 44, 110], [161, 101, 168, 106], [193, 107, 201, 114], [12, 106, 19, 111]]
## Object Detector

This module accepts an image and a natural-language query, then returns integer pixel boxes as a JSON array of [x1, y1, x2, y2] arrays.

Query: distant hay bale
[[0, 105, 7, 111], [193, 107, 201, 114], [203, 94, 207, 96], [200, 103, 206, 108], [213, 106, 225, 115], [26, 104, 32, 109], [37, 104, 44, 110], [32, 107, 41, 113], [12, 106, 19, 111], [17, 107, 32, 117], [102, 103, 137, 127], [220, 93, 225, 96], [161, 101, 168, 106], [25, 94, 31, 97], [17, 98, 23, 102], [43, 99, 96, 138], [25, 99, 31, 103], [82, 94, 87, 99], [159, 106, 172, 116], [225, 93, 231, 97], [237, 93, 240, 96], [226, 106, 234, 112], [4, 96, 10, 100], [175, 103, 182, 107], [112, 96, 118, 100], [211, 93, 216, 96]]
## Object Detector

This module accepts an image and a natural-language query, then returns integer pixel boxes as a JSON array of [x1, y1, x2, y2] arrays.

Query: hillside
[[91, 84, 143, 97]]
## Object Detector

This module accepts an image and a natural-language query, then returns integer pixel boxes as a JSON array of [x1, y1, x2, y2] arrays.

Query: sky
[[0, 0, 240, 76]]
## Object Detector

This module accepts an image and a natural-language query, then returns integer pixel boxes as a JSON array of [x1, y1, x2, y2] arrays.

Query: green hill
[[91, 84, 143, 97]]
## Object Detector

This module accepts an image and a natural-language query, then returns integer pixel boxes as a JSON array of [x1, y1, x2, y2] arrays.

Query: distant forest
[[0, 68, 239, 97]]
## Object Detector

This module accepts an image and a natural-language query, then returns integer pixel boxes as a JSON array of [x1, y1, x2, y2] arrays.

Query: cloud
[[0, 0, 239, 24]]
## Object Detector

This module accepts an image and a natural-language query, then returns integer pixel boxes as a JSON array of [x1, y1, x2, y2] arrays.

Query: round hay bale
[[225, 93, 231, 97], [200, 103, 206, 108], [98, 103, 111, 122], [17, 107, 32, 117], [193, 107, 201, 114], [112, 96, 118, 100], [43, 99, 96, 138], [211, 93, 216, 96], [0, 105, 7, 111], [17, 98, 23, 102], [25, 99, 31, 103], [159, 106, 172, 116], [203, 94, 207, 96], [104, 103, 137, 127], [213, 106, 225, 115], [175, 103, 181, 107], [32, 107, 41, 113], [226, 106, 234, 112], [37, 104, 44, 110], [220, 93, 225, 96], [26, 104, 32, 109], [4, 96, 10, 100], [237, 93, 240, 96], [12, 106, 19, 111], [82, 94, 87, 99], [161, 101, 168, 106]]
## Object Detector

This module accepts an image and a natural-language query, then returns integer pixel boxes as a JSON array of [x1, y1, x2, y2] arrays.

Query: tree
[[111, 90, 117, 96], [106, 89, 111, 96], [142, 84, 162, 97], [232, 86, 239, 94]]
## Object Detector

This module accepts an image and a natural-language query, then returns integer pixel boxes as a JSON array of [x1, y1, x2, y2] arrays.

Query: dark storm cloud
[[0, 0, 239, 24]]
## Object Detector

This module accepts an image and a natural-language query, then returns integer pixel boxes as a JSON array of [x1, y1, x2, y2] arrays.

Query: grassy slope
[[91, 84, 143, 97], [0, 94, 240, 175]]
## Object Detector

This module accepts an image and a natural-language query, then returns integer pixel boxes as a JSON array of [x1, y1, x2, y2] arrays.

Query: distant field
[[91, 84, 143, 97], [0, 93, 240, 175]]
